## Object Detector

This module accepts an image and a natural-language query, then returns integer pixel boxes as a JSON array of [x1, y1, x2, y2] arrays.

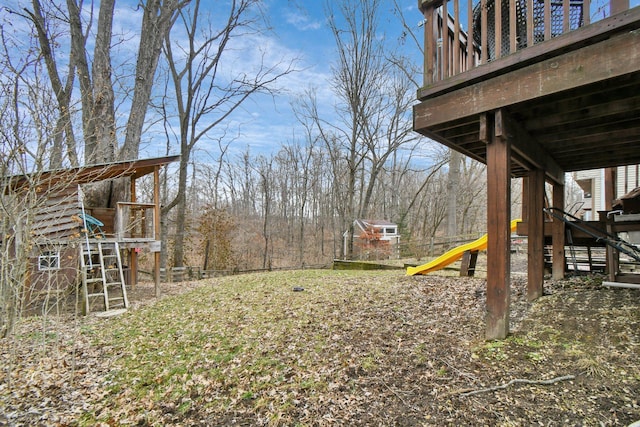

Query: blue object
[[79, 213, 105, 237]]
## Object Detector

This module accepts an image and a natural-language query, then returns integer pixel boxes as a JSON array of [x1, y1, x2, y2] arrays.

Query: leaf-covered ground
[[1, 267, 639, 426]]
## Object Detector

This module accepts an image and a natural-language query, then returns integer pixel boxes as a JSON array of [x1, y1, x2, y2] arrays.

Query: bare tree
[[15, 0, 189, 207], [120, 0, 188, 162], [161, 0, 297, 268], [300, 0, 419, 259], [254, 155, 273, 269], [21, 0, 79, 169], [390, 0, 478, 242], [0, 24, 73, 336]]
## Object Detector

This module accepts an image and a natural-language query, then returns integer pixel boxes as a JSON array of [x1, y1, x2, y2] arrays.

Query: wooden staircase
[[80, 241, 129, 314]]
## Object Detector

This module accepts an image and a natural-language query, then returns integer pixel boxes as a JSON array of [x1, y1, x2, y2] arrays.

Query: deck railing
[[115, 202, 156, 241], [419, 0, 628, 86]]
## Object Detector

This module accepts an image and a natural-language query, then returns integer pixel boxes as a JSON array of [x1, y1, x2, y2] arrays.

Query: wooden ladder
[[80, 241, 129, 314]]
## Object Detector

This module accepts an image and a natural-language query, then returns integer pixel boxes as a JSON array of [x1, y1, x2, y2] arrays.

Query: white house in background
[[574, 165, 640, 220], [346, 219, 401, 260]]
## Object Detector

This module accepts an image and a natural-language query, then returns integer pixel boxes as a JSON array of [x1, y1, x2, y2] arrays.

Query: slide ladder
[[80, 241, 129, 314]]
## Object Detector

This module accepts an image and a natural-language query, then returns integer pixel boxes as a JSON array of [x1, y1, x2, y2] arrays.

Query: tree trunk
[[172, 156, 190, 268], [29, 0, 78, 168], [120, 0, 182, 162], [67, 0, 96, 165]]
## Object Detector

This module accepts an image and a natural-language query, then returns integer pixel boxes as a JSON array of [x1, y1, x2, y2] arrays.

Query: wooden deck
[[415, 6, 640, 180], [414, 0, 640, 338]]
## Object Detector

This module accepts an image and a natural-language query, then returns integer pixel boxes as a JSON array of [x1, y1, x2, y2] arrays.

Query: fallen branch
[[458, 375, 575, 397], [379, 380, 421, 412]]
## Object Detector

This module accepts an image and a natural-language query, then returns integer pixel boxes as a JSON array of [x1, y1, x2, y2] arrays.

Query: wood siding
[[31, 186, 81, 243]]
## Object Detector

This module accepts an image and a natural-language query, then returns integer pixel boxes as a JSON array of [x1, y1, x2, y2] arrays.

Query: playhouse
[[2, 155, 179, 313]]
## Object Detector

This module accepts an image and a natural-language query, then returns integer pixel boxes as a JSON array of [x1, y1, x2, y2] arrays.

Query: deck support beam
[[485, 111, 512, 340], [527, 168, 546, 300], [552, 180, 566, 280]]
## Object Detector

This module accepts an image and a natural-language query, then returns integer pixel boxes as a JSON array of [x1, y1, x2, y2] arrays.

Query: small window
[[38, 252, 60, 271], [385, 228, 396, 235]]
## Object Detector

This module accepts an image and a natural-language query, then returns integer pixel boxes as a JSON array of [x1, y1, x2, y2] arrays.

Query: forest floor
[[1, 256, 639, 426]]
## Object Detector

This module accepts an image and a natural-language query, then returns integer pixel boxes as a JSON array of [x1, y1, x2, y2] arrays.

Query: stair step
[[86, 278, 104, 283], [87, 292, 105, 297]]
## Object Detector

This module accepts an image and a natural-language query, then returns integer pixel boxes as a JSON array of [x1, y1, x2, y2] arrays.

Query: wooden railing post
[[419, 0, 600, 86], [423, 3, 436, 85], [611, 0, 629, 15], [467, 0, 474, 69], [481, 0, 488, 64], [453, 0, 460, 75]]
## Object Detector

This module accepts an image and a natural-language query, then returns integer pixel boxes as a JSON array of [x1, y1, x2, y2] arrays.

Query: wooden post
[[611, 0, 629, 15], [442, 0, 449, 78], [495, 0, 502, 59], [467, 0, 474, 70], [604, 167, 616, 210], [453, 0, 460, 75], [460, 250, 479, 277], [486, 111, 511, 340], [603, 168, 617, 280], [552, 180, 566, 280], [527, 168, 545, 300], [154, 166, 161, 298], [606, 218, 619, 281], [521, 177, 529, 222], [481, 0, 488, 64], [129, 176, 138, 288], [424, 5, 436, 85]]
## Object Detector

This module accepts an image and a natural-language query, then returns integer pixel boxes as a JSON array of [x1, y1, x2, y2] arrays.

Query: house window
[[385, 228, 396, 235], [38, 252, 60, 271]]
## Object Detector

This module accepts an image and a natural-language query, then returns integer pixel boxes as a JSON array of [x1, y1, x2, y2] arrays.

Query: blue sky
[[0, 0, 379, 161], [3, 0, 637, 164], [171, 0, 420, 162]]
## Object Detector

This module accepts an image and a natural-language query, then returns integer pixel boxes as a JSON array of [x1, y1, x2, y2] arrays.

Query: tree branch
[[456, 375, 575, 397]]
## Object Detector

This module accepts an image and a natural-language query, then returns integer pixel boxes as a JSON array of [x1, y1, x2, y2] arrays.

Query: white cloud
[[283, 9, 323, 31]]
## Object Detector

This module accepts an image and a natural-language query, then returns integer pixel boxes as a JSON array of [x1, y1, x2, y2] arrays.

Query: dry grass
[[1, 269, 639, 426]]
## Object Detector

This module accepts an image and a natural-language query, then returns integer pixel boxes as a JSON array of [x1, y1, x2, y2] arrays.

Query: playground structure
[[3, 156, 179, 314], [414, 0, 640, 338], [407, 219, 521, 276]]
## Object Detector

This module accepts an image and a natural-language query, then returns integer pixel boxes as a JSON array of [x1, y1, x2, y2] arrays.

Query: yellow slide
[[406, 219, 521, 276]]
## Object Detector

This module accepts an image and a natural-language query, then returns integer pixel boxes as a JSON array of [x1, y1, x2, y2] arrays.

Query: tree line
[[0, 0, 489, 274]]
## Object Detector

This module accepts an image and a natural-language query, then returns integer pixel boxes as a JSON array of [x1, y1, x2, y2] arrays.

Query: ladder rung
[[80, 238, 127, 314]]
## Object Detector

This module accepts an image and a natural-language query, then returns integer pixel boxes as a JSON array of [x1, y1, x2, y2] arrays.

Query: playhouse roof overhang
[[3, 155, 180, 193]]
